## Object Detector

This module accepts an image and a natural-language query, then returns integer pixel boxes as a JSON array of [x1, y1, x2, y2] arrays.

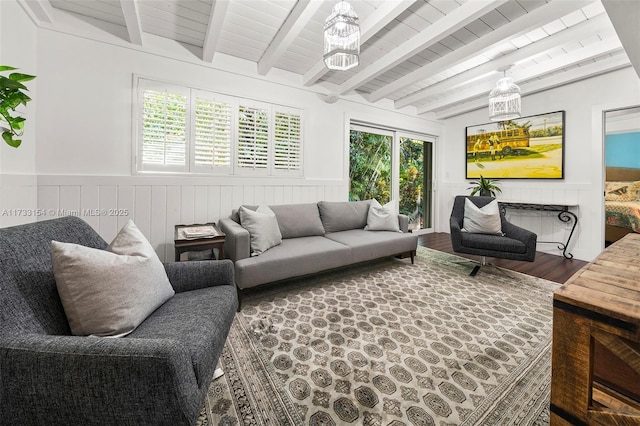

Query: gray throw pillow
[[318, 200, 371, 233], [462, 198, 503, 235], [365, 199, 400, 232], [270, 203, 325, 238], [239, 205, 283, 256], [51, 220, 175, 337]]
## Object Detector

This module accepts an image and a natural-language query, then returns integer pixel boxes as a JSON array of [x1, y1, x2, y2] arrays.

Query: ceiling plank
[[396, 13, 610, 109], [203, 0, 230, 63], [422, 41, 626, 116], [119, 0, 143, 45], [370, 0, 595, 103], [303, 0, 417, 87], [602, 0, 640, 79], [18, 0, 55, 24], [257, 0, 324, 76], [434, 54, 632, 119], [328, 0, 509, 100]]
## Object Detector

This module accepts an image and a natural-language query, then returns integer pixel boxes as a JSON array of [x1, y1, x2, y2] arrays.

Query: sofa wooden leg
[[236, 287, 242, 312], [410, 251, 415, 264]]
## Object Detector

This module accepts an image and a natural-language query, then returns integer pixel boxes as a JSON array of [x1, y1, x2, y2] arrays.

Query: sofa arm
[[164, 259, 235, 293], [398, 214, 410, 233], [218, 217, 250, 262], [0, 334, 200, 425]]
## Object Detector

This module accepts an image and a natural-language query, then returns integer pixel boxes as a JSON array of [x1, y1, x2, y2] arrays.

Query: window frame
[[134, 77, 304, 177]]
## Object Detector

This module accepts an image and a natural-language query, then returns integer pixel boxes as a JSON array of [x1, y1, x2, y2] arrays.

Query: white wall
[[437, 67, 640, 261], [0, 0, 38, 227], [5, 5, 441, 260]]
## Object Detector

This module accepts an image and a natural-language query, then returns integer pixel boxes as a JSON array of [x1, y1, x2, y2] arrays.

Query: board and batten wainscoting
[[34, 175, 346, 262]]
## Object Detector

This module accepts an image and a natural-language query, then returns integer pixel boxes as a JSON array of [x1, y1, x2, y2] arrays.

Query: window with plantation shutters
[[138, 81, 189, 172], [192, 92, 233, 173], [237, 103, 269, 172], [273, 108, 302, 175], [135, 77, 303, 176]]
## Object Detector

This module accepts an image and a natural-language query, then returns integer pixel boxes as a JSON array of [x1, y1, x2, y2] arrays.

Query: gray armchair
[[0, 216, 237, 425], [450, 195, 537, 275]]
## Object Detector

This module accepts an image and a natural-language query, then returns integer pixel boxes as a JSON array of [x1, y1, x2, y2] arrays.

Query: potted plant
[[468, 175, 502, 197], [0, 65, 36, 148]]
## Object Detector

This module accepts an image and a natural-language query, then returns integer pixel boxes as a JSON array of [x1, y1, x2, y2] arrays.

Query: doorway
[[349, 124, 435, 233], [603, 106, 640, 246]]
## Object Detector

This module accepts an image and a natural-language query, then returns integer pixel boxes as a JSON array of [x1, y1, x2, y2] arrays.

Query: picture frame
[[465, 110, 565, 179]]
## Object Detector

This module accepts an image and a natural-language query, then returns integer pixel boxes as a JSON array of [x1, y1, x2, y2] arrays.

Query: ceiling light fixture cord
[[323, 1, 360, 71]]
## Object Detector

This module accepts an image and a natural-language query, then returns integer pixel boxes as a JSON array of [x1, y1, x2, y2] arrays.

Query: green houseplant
[[468, 175, 502, 197], [0, 65, 36, 148]]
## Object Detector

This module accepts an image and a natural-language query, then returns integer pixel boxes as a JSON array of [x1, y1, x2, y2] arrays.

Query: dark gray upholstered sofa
[[0, 216, 237, 425], [219, 200, 418, 297], [450, 195, 537, 275]]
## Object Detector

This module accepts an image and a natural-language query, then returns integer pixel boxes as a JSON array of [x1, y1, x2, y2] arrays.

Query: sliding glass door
[[349, 124, 434, 232], [349, 126, 393, 204]]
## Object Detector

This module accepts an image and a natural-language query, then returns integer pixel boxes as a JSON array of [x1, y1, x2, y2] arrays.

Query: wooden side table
[[174, 223, 225, 262], [550, 233, 640, 425]]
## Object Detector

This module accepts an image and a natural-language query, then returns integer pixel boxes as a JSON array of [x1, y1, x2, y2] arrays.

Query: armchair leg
[[470, 264, 481, 276], [236, 287, 242, 312]]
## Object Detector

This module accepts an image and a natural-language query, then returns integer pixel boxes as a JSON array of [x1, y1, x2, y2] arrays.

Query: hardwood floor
[[418, 233, 588, 284]]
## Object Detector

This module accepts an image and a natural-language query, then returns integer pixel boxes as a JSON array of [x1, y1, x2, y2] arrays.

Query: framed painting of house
[[465, 110, 565, 179]]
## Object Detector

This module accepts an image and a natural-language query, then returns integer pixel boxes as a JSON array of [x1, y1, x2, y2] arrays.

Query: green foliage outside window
[[349, 131, 425, 229]]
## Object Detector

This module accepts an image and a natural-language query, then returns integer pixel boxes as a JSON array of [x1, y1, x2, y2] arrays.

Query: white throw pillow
[[239, 205, 283, 256], [51, 220, 175, 337], [462, 198, 503, 235], [365, 199, 401, 232]]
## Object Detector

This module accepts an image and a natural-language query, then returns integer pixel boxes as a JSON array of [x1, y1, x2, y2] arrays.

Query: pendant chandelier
[[489, 69, 521, 122], [323, 1, 360, 71]]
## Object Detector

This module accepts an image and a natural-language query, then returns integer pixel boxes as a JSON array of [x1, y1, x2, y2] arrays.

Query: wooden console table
[[550, 233, 640, 425], [498, 200, 578, 259]]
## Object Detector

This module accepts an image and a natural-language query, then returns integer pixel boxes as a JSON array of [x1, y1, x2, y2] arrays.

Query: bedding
[[605, 199, 640, 233]]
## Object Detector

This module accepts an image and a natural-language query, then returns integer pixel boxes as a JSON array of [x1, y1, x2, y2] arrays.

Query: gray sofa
[[0, 216, 238, 425], [219, 200, 418, 302]]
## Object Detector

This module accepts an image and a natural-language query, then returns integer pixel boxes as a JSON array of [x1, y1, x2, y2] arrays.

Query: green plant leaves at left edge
[[2, 131, 22, 148], [9, 72, 36, 83]]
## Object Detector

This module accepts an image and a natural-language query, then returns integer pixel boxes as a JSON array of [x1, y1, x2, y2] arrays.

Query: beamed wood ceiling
[[18, 0, 639, 119]]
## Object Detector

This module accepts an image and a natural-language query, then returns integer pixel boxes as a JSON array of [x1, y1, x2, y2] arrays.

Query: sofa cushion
[[127, 285, 237, 388], [366, 199, 400, 232], [234, 236, 353, 289], [51, 220, 175, 337], [270, 203, 325, 238], [318, 200, 371, 233], [324, 229, 418, 264], [239, 205, 283, 256]]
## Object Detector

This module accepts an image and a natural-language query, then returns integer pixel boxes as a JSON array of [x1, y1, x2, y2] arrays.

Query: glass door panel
[[349, 128, 393, 204], [400, 137, 432, 231]]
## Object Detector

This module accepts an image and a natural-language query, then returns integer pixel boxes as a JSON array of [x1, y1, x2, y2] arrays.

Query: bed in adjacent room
[[605, 167, 640, 243]]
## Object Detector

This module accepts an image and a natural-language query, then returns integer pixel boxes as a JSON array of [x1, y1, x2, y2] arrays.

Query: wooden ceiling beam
[[395, 13, 611, 109], [431, 53, 631, 119], [327, 0, 508, 101], [119, 0, 143, 46], [371, 0, 595, 103], [303, 0, 417, 87], [257, 0, 323, 76], [202, 0, 230, 63]]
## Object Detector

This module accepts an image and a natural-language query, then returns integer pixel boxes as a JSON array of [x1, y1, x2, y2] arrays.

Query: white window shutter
[[192, 91, 234, 173], [138, 80, 189, 172], [273, 107, 303, 176], [237, 102, 270, 174]]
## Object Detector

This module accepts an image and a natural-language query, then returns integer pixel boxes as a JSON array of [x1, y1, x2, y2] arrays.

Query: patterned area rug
[[197, 247, 558, 425]]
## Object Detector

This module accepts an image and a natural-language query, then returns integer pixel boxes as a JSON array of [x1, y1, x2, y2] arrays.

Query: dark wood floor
[[418, 233, 588, 284]]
